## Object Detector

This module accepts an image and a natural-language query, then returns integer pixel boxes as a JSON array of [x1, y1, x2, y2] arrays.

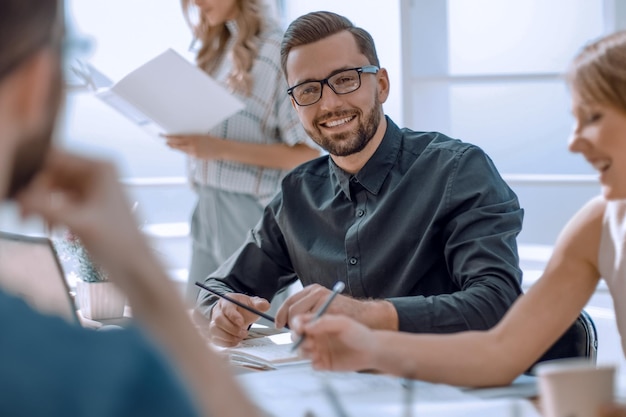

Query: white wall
[[400, 0, 607, 245]]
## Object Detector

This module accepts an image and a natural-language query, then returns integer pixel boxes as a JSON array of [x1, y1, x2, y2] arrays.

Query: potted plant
[[54, 231, 126, 320]]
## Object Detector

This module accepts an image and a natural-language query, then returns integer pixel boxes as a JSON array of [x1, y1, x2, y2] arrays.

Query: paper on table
[[237, 367, 541, 417], [238, 367, 470, 402], [84, 49, 245, 136], [346, 398, 541, 417], [215, 332, 310, 370]]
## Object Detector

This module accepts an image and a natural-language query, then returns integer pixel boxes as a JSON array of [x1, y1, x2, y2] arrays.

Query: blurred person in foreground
[[0, 1, 260, 416]]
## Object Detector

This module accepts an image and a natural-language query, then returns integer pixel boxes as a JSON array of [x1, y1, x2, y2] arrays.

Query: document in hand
[[88, 49, 245, 136], [215, 331, 310, 371]]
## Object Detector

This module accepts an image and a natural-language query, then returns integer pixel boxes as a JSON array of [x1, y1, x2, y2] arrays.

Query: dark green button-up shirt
[[198, 117, 524, 333]]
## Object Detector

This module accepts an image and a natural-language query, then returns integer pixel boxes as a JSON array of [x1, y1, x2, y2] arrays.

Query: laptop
[[0, 231, 80, 325]]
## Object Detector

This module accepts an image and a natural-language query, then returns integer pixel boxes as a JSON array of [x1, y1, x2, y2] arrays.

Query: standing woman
[[167, 0, 319, 305]]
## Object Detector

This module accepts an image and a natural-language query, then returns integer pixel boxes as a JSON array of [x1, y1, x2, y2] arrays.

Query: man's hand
[[209, 294, 270, 347], [293, 314, 378, 372], [165, 134, 226, 160], [17, 150, 147, 278], [274, 283, 399, 331]]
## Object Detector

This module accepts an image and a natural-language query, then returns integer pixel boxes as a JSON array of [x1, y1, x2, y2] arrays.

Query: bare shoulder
[[553, 195, 606, 267], [563, 195, 606, 236]]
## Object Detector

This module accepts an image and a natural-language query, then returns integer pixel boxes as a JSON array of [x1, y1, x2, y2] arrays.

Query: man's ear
[[376, 68, 390, 104], [5, 48, 56, 125]]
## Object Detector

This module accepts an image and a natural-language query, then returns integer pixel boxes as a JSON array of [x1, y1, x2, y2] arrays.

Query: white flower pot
[[76, 280, 126, 320]]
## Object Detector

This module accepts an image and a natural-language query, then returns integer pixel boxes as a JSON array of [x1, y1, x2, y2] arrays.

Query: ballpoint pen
[[194, 281, 289, 329], [291, 281, 345, 352]]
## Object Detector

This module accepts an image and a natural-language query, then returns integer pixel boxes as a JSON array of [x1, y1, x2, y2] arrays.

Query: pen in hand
[[194, 281, 289, 330], [291, 281, 346, 352]]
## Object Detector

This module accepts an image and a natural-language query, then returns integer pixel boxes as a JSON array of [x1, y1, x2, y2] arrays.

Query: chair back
[[526, 309, 598, 375]]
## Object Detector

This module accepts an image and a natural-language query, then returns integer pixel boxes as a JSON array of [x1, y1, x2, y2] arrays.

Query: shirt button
[[349, 257, 358, 265], [356, 209, 365, 217]]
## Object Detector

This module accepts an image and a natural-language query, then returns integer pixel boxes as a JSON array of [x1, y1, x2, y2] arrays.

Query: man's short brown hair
[[280, 11, 380, 80]]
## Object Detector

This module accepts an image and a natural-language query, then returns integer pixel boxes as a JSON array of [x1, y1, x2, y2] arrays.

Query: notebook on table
[[0, 231, 80, 325], [213, 326, 310, 371]]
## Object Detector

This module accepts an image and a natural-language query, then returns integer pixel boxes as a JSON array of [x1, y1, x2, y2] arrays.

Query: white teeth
[[592, 160, 610, 172], [324, 116, 353, 128]]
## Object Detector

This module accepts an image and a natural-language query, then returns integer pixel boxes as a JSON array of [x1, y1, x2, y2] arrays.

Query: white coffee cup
[[536, 359, 616, 417]]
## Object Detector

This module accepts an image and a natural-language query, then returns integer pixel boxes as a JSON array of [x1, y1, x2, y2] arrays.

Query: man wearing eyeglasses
[[197, 11, 524, 347]]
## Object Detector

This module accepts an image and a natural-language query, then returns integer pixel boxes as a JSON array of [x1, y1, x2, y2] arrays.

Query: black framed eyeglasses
[[287, 65, 379, 107]]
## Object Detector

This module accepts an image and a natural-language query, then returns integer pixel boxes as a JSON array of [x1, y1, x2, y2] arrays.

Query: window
[[401, 0, 612, 246], [404, 0, 606, 175]]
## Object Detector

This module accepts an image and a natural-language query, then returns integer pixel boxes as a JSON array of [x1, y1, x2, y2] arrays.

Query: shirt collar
[[225, 19, 239, 36], [329, 116, 401, 199]]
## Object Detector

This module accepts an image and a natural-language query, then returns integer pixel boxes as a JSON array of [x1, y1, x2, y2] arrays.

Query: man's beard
[[6, 65, 61, 199], [305, 96, 382, 157]]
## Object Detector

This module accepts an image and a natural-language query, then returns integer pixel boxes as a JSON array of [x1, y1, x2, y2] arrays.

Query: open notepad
[[72, 49, 245, 136], [214, 329, 310, 370]]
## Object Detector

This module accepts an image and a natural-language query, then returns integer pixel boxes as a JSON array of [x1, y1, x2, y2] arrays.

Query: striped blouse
[[188, 17, 314, 205]]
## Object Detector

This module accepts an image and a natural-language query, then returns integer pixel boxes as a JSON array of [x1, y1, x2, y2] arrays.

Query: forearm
[[372, 272, 601, 387], [220, 141, 319, 170], [369, 330, 520, 387], [389, 281, 521, 333], [359, 299, 399, 331], [196, 228, 297, 317]]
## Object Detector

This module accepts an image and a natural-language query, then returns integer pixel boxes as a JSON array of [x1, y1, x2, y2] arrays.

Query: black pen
[[291, 281, 345, 352], [194, 281, 288, 329]]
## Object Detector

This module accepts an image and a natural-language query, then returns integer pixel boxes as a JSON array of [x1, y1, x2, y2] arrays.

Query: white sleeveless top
[[598, 200, 626, 356]]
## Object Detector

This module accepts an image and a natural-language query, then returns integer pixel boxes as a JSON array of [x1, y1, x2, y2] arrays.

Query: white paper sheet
[[89, 49, 244, 135], [215, 332, 309, 370], [235, 366, 542, 417]]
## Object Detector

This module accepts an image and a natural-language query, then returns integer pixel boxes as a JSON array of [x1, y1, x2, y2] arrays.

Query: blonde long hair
[[567, 30, 626, 111], [181, 0, 263, 96]]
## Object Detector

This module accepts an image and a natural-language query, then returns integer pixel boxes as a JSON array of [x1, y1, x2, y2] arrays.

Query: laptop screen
[[0, 231, 79, 325]]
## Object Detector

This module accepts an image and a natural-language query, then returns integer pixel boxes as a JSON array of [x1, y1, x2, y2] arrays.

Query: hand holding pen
[[195, 282, 274, 347], [291, 307, 379, 372], [291, 281, 346, 352], [196, 282, 279, 324]]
